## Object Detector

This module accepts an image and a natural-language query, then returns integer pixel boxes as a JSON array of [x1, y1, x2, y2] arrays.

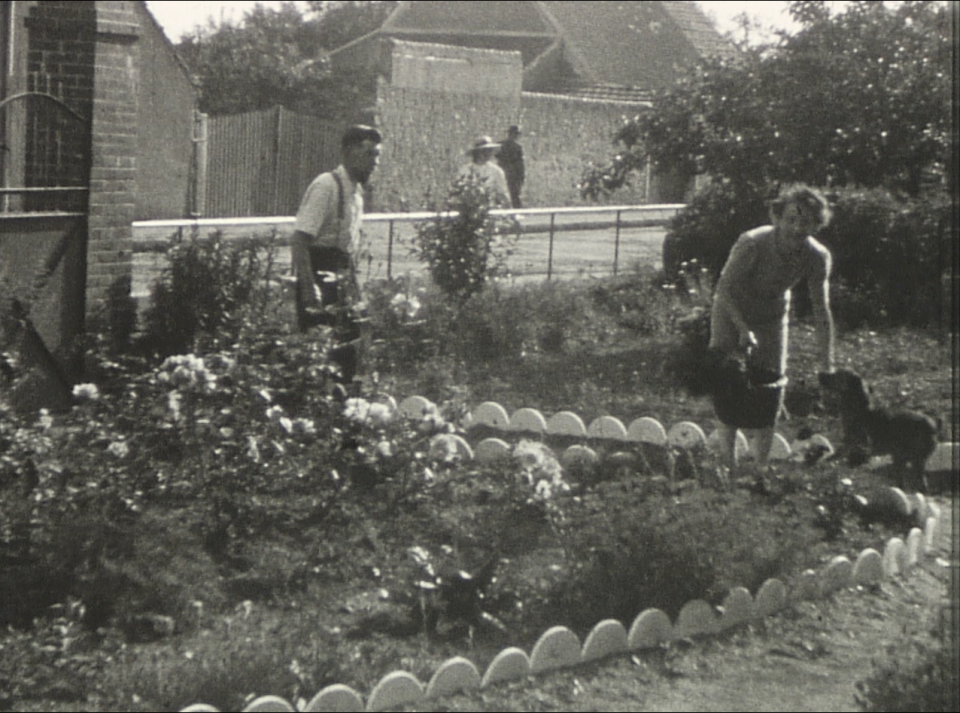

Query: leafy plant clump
[[412, 173, 519, 303], [140, 230, 283, 357]]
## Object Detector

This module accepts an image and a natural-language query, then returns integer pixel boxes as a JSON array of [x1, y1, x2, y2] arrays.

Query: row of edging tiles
[[417, 397, 955, 472], [182, 494, 943, 712], [178, 395, 950, 713]]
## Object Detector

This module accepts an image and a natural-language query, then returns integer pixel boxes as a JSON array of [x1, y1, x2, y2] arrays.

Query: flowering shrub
[[413, 173, 518, 302], [512, 440, 569, 503]]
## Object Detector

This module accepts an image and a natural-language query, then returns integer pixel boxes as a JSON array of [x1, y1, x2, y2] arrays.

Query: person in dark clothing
[[498, 124, 525, 209]]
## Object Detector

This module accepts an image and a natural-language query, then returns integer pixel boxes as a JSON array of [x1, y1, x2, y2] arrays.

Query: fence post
[[387, 219, 394, 280], [547, 212, 555, 281], [614, 209, 621, 276], [191, 110, 208, 218]]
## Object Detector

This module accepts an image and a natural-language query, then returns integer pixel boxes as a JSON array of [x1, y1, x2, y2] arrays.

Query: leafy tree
[[581, 1, 952, 200], [176, 1, 397, 118]]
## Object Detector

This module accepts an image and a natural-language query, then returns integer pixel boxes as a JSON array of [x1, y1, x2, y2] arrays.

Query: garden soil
[[411, 496, 958, 712]]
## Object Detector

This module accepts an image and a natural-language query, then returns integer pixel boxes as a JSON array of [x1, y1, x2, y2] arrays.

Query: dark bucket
[[710, 358, 787, 429]]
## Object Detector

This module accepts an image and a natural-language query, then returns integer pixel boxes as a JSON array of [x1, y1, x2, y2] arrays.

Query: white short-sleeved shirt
[[294, 165, 364, 253], [458, 161, 509, 203]]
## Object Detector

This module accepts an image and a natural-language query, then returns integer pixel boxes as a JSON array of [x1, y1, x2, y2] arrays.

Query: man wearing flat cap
[[457, 135, 509, 206], [292, 124, 382, 383]]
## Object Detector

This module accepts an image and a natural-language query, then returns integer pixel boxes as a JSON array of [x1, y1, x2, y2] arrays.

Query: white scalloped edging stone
[[429, 434, 474, 461], [475, 438, 512, 462], [530, 626, 581, 674], [626, 417, 667, 445], [674, 599, 718, 638], [906, 527, 923, 571], [667, 421, 707, 450], [924, 503, 941, 552], [883, 537, 906, 577], [581, 619, 628, 662], [509, 408, 548, 434], [707, 429, 750, 459], [853, 548, 884, 586], [398, 395, 434, 419], [181, 706, 220, 712], [366, 671, 424, 712], [755, 578, 787, 616], [242, 695, 295, 712], [587, 416, 628, 441], [546, 411, 587, 437], [822, 556, 853, 596], [561, 444, 599, 471], [719, 587, 754, 630], [426, 656, 481, 699], [481, 647, 531, 688], [472, 402, 511, 429], [888, 487, 913, 515], [303, 684, 364, 712], [768, 433, 792, 460], [628, 608, 673, 650]]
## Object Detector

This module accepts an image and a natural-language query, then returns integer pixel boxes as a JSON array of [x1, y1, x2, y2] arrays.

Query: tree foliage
[[176, 1, 397, 118], [581, 1, 952, 199]]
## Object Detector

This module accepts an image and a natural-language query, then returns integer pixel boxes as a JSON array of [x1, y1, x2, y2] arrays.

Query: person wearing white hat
[[457, 135, 509, 205]]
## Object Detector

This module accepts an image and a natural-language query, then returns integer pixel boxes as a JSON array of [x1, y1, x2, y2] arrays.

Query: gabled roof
[[376, 1, 559, 66], [329, 1, 737, 94], [540, 1, 736, 91]]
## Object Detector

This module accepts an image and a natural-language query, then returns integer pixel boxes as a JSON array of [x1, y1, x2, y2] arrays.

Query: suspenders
[[331, 170, 345, 223]]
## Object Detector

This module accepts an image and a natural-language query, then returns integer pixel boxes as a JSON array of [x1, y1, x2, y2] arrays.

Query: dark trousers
[[296, 245, 362, 382], [507, 179, 523, 209]]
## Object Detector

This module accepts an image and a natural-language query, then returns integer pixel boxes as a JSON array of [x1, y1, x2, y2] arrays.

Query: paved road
[[132, 212, 671, 299]]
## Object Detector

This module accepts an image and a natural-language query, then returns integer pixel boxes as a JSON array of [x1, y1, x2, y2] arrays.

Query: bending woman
[[709, 185, 836, 475]]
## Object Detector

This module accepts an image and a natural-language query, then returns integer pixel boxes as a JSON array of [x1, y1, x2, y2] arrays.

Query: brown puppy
[[818, 369, 938, 492]]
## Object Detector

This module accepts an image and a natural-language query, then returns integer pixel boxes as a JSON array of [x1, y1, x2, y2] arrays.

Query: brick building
[[1, 1, 196, 408]]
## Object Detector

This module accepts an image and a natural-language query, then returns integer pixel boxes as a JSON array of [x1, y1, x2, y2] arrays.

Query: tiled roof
[[553, 83, 654, 105], [384, 1, 554, 35], [660, 2, 740, 61], [540, 1, 725, 91], [332, 1, 738, 94]]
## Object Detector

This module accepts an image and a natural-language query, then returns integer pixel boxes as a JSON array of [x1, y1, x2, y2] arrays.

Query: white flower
[[72, 383, 100, 402], [37, 409, 54, 431], [265, 405, 285, 422], [107, 441, 130, 459], [375, 440, 393, 458], [367, 403, 395, 427], [343, 398, 371, 424], [405, 296, 421, 319]]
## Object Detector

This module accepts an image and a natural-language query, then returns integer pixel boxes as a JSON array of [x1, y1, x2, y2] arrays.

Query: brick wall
[[85, 1, 139, 319]]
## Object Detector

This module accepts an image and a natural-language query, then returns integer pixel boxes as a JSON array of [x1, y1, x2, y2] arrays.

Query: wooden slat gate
[[1, 91, 90, 413], [203, 106, 341, 218]]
